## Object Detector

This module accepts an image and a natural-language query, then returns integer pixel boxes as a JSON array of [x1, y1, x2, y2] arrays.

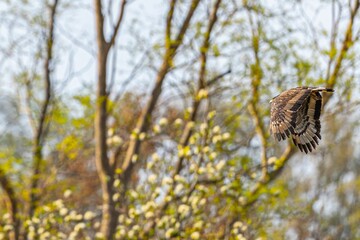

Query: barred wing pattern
[[270, 86, 334, 154]]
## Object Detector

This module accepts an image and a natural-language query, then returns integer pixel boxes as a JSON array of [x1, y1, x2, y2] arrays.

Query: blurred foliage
[[0, 0, 360, 239]]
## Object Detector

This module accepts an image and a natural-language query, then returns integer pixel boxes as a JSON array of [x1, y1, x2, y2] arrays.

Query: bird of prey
[[270, 86, 334, 154]]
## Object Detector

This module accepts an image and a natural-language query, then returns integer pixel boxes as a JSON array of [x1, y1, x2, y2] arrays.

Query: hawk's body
[[270, 86, 334, 153]]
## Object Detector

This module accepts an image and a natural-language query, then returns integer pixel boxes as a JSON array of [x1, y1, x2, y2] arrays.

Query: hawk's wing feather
[[270, 86, 333, 154], [270, 87, 312, 142]]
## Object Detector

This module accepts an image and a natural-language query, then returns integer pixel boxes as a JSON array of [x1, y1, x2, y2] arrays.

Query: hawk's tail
[[311, 87, 334, 92]]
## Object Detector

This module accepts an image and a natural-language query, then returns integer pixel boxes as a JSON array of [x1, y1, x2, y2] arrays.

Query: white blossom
[[53, 199, 64, 209], [28, 226, 35, 233], [159, 118, 168, 126], [94, 221, 101, 229], [129, 190, 139, 198], [43, 206, 51, 212], [107, 128, 114, 137], [189, 163, 197, 172], [197, 89, 208, 99], [191, 231, 200, 239], [113, 179, 121, 188], [75, 214, 83, 221], [209, 152, 217, 160], [212, 135, 222, 144], [177, 204, 190, 216], [117, 228, 126, 237], [165, 195, 172, 202], [193, 220, 203, 229], [145, 211, 154, 219], [3, 225, 13, 231], [186, 107, 193, 114], [222, 132, 231, 140], [112, 135, 123, 145], [174, 174, 186, 183], [220, 185, 230, 193], [174, 184, 184, 195], [200, 123, 208, 133], [84, 211, 96, 220], [148, 174, 157, 184], [165, 228, 175, 238], [28, 231, 36, 240], [267, 156, 277, 164], [74, 223, 86, 232], [131, 154, 138, 163], [207, 110, 216, 119], [57, 232, 67, 239], [215, 160, 226, 171], [132, 225, 140, 231], [31, 217, 40, 224], [118, 214, 125, 223], [174, 118, 183, 126], [202, 146, 210, 153], [147, 161, 155, 169], [198, 167, 206, 174], [139, 132, 146, 140], [238, 196, 246, 204], [212, 125, 221, 134], [199, 198, 207, 206], [190, 196, 200, 208], [153, 124, 161, 133], [59, 207, 68, 216], [152, 153, 160, 161], [154, 187, 161, 195], [40, 231, 50, 240], [128, 208, 137, 219], [162, 176, 173, 185], [236, 234, 246, 240], [128, 230, 135, 238], [233, 221, 243, 228], [113, 193, 120, 201], [64, 189, 72, 198], [187, 121, 195, 129], [95, 232, 104, 239]]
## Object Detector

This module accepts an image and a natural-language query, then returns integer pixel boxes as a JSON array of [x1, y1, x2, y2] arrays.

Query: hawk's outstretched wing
[[270, 86, 334, 154]]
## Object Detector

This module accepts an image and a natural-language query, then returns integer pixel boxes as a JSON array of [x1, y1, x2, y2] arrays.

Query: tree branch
[[94, 0, 107, 52], [0, 168, 19, 240], [29, 0, 59, 218], [246, 4, 268, 180], [106, 0, 127, 51], [141, 0, 223, 236], [325, 0, 360, 104], [121, 0, 201, 185]]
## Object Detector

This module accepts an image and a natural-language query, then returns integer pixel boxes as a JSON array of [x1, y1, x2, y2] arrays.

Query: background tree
[[0, 0, 360, 239]]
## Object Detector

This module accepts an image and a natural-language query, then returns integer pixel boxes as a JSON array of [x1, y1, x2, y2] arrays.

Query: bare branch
[[94, 0, 107, 52], [175, 0, 222, 175], [121, 0, 201, 184], [141, 0, 223, 236], [166, 0, 177, 50], [245, 3, 268, 180], [29, 0, 59, 218], [94, 0, 117, 237], [106, 0, 127, 51], [325, 0, 360, 104]]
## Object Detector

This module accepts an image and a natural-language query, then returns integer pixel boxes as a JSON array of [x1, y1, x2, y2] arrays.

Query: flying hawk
[[270, 86, 334, 153]]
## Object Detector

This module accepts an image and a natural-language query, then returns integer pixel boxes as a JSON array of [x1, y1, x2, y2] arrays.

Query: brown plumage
[[270, 86, 334, 154]]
